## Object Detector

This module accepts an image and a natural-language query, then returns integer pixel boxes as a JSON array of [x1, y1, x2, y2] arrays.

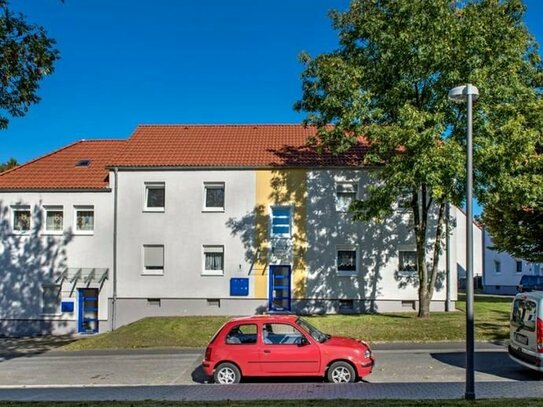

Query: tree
[[295, 0, 543, 317], [0, 0, 59, 128], [0, 157, 17, 172]]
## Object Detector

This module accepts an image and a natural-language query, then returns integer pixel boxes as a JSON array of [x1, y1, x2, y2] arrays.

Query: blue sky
[[2, 0, 543, 164]]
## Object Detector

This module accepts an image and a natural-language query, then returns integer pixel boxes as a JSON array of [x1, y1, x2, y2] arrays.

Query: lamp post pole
[[449, 84, 479, 400]]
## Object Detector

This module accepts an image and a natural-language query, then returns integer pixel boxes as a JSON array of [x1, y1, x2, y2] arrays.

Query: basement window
[[147, 298, 161, 307], [207, 299, 221, 308]]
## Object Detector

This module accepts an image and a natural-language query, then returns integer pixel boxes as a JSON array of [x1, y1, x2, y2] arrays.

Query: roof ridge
[[0, 139, 125, 177], [136, 123, 311, 128]]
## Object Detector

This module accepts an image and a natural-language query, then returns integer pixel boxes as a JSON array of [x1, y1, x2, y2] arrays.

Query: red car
[[202, 315, 374, 384]]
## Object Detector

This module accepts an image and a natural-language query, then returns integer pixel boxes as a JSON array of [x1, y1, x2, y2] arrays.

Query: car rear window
[[225, 324, 257, 345], [512, 298, 537, 331]]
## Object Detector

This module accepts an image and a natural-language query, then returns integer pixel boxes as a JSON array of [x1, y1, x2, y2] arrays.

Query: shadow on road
[[431, 351, 543, 381], [0, 336, 77, 362]]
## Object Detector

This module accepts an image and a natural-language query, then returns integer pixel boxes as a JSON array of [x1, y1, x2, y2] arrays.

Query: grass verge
[[62, 295, 512, 351]]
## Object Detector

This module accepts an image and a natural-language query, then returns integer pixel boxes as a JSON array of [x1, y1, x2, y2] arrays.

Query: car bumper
[[202, 361, 214, 377], [355, 357, 375, 378], [508, 344, 543, 372]]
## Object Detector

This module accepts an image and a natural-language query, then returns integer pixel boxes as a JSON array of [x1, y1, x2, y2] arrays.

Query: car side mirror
[[298, 336, 310, 346]]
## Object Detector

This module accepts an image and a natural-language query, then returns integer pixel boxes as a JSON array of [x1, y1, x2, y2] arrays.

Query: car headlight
[[364, 349, 372, 358]]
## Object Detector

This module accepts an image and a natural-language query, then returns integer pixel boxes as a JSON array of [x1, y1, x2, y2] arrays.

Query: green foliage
[[0, 157, 17, 172], [0, 0, 59, 128], [296, 0, 542, 316]]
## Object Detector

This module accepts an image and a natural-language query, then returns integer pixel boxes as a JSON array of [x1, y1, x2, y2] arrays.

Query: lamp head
[[448, 84, 479, 102]]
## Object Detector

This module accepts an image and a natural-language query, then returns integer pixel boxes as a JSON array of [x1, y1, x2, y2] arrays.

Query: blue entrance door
[[269, 265, 291, 312], [78, 288, 99, 333]]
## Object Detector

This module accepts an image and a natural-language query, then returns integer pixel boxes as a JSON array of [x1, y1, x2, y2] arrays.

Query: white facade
[[0, 191, 113, 335]]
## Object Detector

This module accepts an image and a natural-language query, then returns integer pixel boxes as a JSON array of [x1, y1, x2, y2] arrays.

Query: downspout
[[112, 167, 118, 331], [445, 202, 452, 312]]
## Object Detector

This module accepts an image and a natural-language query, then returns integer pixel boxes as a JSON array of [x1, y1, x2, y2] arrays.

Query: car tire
[[327, 361, 356, 383], [213, 362, 241, 384]]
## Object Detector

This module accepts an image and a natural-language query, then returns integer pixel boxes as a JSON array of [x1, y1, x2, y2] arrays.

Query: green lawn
[[2, 400, 543, 407], [62, 295, 512, 351]]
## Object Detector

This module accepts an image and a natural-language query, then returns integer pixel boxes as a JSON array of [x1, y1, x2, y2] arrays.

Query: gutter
[[112, 167, 119, 330]]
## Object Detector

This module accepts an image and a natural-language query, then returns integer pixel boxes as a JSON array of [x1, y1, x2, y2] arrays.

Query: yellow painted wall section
[[254, 169, 308, 299]]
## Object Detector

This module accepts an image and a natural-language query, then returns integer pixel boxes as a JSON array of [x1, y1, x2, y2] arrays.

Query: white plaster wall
[[0, 191, 113, 327], [452, 206, 483, 278], [115, 170, 256, 299], [483, 230, 524, 288], [305, 170, 452, 307]]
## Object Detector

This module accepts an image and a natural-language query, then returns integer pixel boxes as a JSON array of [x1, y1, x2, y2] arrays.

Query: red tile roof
[[0, 140, 126, 190], [110, 124, 370, 168], [0, 125, 371, 190]]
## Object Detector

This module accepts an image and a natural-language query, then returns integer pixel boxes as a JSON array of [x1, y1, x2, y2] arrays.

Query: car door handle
[[263, 350, 271, 354]]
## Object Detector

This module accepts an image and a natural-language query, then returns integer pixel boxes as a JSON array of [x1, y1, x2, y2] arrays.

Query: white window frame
[[203, 182, 225, 212], [43, 205, 64, 235], [41, 284, 61, 315], [270, 206, 292, 238], [336, 244, 358, 276], [495, 260, 502, 274], [11, 205, 31, 234], [202, 245, 224, 276], [143, 244, 165, 276], [335, 182, 358, 212], [516, 260, 523, 274], [74, 205, 95, 235], [144, 182, 166, 212]]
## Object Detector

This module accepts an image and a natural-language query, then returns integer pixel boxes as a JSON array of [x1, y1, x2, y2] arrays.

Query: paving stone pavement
[[1, 381, 543, 401]]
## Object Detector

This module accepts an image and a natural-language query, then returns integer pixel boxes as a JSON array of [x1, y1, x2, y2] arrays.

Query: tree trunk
[[418, 290, 431, 318]]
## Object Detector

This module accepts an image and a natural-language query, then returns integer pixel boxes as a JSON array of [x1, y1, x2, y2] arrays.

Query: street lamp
[[449, 84, 479, 400]]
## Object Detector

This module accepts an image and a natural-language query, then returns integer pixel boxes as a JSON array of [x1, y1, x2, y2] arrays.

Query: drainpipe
[[112, 167, 118, 331], [445, 202, 452, 312]]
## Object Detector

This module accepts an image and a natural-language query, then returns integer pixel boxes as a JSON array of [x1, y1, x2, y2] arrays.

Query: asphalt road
[[0, 342, 542, 401], [0, 342, 541, 387]]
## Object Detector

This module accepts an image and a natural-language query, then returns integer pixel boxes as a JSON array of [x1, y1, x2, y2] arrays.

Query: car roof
[[227, 314, 299, 324]]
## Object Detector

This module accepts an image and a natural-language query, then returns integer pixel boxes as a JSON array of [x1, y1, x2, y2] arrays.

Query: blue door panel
[[268, 265, 291, 312]]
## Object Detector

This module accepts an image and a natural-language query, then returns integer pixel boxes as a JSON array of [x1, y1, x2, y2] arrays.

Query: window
[[145, 183, 165, 211], [203, 246, 224, 275], [42, 284, 60, 314], [336, 182, 357, 212], [337, 246, 358, 275], [271, 206, 291, 237], [143, 245, 164, 275], [204, 182, 225, 211], [512, 298, 537, 331], [225, 324, 257, 345], [12, 206, 31, 233], [262, 323, 304, 345], [516, 261, 523, 273], [399, 251, 418, 274], [495, 260, 501, 274], [44, 206, 63, 233], [74, 206, 94, 233]]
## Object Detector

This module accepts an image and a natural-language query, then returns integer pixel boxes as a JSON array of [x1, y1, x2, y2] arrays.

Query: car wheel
[[213, 362, 241, 384], [327, 361, 356, 383]]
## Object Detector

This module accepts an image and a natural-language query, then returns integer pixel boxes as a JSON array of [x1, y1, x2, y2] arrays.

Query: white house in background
[[453, 205, 541, 295], [482, 229, 542, 295], [451, 206, 483, 289], [0, 124, 459, 336]]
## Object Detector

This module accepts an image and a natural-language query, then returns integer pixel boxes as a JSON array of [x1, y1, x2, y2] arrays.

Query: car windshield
[[296, 317, 329, 343]]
